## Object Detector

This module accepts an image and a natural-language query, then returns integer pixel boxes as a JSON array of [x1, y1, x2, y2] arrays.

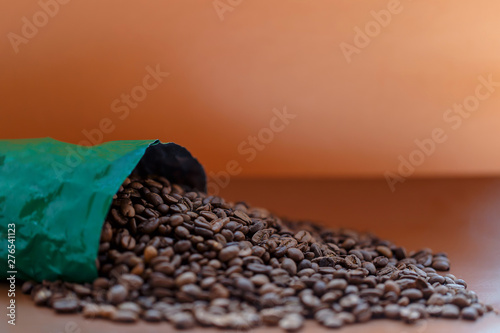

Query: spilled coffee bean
[[22, 174, 494, 330]]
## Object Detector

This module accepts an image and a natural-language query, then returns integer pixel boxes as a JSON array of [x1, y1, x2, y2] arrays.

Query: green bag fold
[[0, 138, 206, 283]]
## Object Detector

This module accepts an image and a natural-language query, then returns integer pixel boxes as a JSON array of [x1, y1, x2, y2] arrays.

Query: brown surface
[[2, 177, 500, 333]]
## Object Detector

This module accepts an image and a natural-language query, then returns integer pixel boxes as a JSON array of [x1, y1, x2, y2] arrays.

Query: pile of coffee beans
[[22, 174, 493, 330]]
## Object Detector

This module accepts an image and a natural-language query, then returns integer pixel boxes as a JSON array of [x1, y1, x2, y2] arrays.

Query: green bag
[[0, 138, 205, 283]]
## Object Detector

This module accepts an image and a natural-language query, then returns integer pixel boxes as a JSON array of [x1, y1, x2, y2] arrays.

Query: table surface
[[2, 178, 500, 333]]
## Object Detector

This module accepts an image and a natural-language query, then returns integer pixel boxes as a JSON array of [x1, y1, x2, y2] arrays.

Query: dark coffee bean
[[432, 260, 450, 271], [279, 313, 304, 331], [345, 254, 361, 268], [235, 277, 254, 292], [174, 240, 191, 253], [138, 218, 160, 234], [195, 227, 214, 238], [286, 248, 304, 262], [143, 245, 158, 263], [107, 285, 128, 304], [219, 245, 239, 262], [118, 274, 143, 291], [112, 310, 138, 322], [385, 304, 400, 319], [175, 226, 190, 238], [327, 279, 348, 290], [376, 245, 393, 258], [401, 288, 423, 300], [339, 294, 360, 309], [282, 258, 297, 275], [451, 294, 470, 308], [461, 306, 478, 320], [120, 235, 136, 250], [176, 272, 197, 287], [373, 256, 389, 268], [442, 304, 460, 318], [52, 298, 79, 313]]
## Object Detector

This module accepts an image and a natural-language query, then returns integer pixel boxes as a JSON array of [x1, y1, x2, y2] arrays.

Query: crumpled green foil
[[0, 138, 205, 283]]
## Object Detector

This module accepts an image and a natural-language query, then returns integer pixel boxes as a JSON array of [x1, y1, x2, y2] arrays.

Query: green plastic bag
[[0, 138, 205, 283]]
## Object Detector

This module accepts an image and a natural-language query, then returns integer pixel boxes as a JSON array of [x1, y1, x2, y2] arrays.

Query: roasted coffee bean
[[52, 298, 79, 313], [112, 310, 138, 323], [174, 226, 190, 239], [282, 258, 297, 275], [143, 245, 158, 263], [373, 256, 389, 268], [287, 248, 304, 262], [461, 306, 479, 320], [176, 272, 197, 287], [279, 313, 304, 331], [432, 259, 450, 271], [143, 309, 162, 322], [107, 285, 128, 304], [442, 304, 460, 319], [219, 245, 239, 262]]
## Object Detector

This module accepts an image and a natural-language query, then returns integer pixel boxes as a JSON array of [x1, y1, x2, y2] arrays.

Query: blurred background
[[2, 0, 500, 179]]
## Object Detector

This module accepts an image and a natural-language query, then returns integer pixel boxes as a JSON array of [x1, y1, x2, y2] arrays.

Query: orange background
[[2, 0, 500, 178]]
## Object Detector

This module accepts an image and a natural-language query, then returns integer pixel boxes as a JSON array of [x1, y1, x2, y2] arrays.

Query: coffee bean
[[107, 285, 128, 304], [143, 245, 158, 263], [170, 312, 195, 329], [376, 245, 393, 258], [282, 258, 297, 275], [112, 310, 138, 322], [384, 304, 400, 319], [373, 256, 389, 268], [442, 304, 460, 319], [279, 313, 304, 331], [33, 289, 52, 305], [461, 306, 478, 320], [219, 245, 239, 262], [432, 260, 450, 271], [401, 288, 423, 300], [52, 298, 79, 313], [345, 254, 361, 268], [176, 272, 197, 287], [451, 294, 470, 308], [82, 303, 100, 318], [21, 281, 34, 294], [175, 226, 190, 239], [339, 294, 360, 309], [235, 277, 255, 292], [138, 218, 160, 234], [286, 248, 304, 262], [118, 302, 141, 314]]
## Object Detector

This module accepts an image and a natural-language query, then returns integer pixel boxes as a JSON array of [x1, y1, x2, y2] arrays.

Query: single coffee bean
[[282, 258, 297, 276], [286, 248, 304, 262], [442, 304, 460, 319], [219, 245, 239, 262], [376, 245, 393, 258], [432, 260, 450, 271], [401, 288, 423, 300], [461, 306, 478, 320], [52, 298, 79, 313], [112, 310, 138, 323], [144, 245, 158, 263], [107, 285, 128, 305], [279, 313, 304, 331], [143, 309, 162, 322], [175, 226, 190, 239], [176, 272, 197, 287]]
